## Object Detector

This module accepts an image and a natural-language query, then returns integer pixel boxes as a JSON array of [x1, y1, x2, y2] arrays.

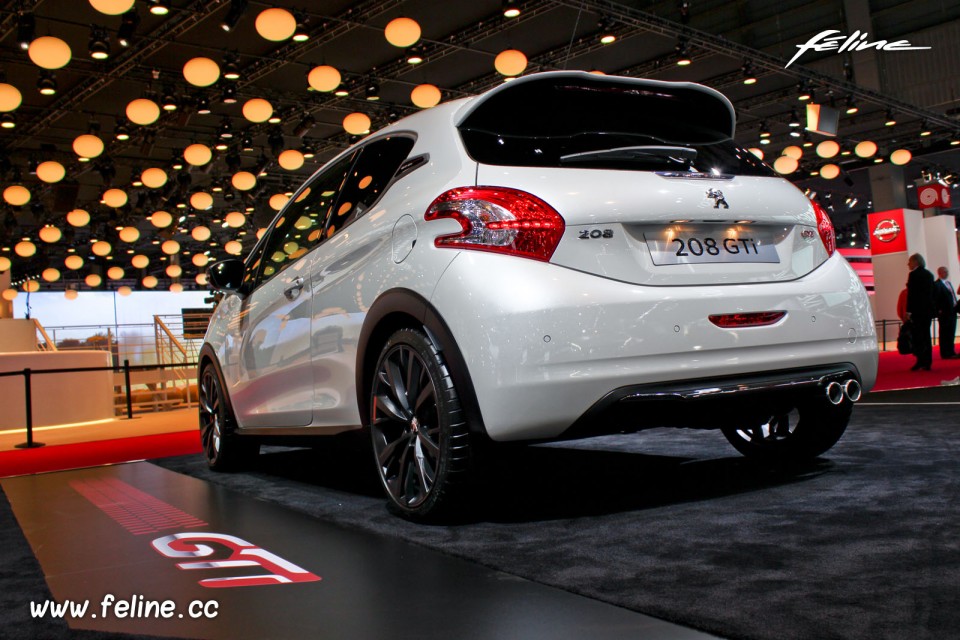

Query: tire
[[198, 362, 259, 471], [721, 396, 852, 463], [369, 328, 472, 519]]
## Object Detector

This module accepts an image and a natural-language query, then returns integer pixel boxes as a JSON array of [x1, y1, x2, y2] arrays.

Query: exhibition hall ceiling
[[0, 0, 958, 290]]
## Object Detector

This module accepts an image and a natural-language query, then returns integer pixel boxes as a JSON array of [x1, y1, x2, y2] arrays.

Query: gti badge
[[872, 219, 901, 242], [706, 189, 729, 209]]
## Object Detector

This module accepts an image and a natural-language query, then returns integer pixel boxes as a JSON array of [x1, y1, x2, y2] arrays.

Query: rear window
[[458, 75, 773, 177]]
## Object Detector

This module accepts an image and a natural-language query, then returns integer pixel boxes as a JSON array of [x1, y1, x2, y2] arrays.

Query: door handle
[[284, 277, 305, 300]]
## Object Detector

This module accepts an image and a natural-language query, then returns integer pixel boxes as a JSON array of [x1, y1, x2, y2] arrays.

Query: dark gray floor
[[2, 463, 717, 640], [153, 391, 960, 640]]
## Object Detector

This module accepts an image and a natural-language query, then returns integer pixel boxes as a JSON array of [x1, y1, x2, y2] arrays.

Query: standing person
[[905, 253, 936, 371], [935, 266, 958, 359]]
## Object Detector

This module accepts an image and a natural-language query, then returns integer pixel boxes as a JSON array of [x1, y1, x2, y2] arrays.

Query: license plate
[[644, 225, 781, 265]]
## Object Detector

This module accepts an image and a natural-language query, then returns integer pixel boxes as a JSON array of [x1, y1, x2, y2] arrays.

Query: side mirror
[[207, 259, 246, 293]]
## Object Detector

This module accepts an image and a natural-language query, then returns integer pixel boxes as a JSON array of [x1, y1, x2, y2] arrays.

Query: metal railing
[[875, 318, 946, 351], [0, 360, 198, 449]]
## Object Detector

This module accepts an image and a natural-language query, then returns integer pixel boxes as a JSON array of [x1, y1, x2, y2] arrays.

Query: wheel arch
[[197, 344, 240, 428], [356, 288, 487, 437]]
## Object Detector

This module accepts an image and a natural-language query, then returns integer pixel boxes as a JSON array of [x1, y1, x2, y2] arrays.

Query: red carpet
[[872, 349, 960, 392], [0, 431, 202, 478]]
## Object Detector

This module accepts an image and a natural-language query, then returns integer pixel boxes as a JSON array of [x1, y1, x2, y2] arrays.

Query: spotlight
[[597, 17, 616, 44], [365, 82, 380, 101], [3, 113, 18, 129], [788, 109, 801, 128], [292, 11, 309, 42], [88, 28, 110, 60], [171, 154, 185, 171], [196, 95, 211, 115], [222, 53, 240, 80], [221, 85, 238, 104], [17, 12, 35, 51], [675, 40, 691, 66], [334, 80, 350, 97], [218, 117, 234, 139], [884, 110, 897, 126], [240, 134, 254, 152], [300, 144, 315, 159], [115, 121, 131, 141], [406, 44, 426, 65], [37, 71, 57, 96], [118, 9, 140, 47], [161, 87, 178, 111], [759, 121, 771, 138], [797, 82, 812, 101], [221, 0, 248, 32], [502, 1, 520, 18], [741, 61, 757, 85], [148, 0, 170, 16], [845, 97, 858, 115]]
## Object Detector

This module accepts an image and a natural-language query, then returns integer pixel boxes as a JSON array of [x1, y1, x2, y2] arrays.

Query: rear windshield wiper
[[560, 145, 697, 165]]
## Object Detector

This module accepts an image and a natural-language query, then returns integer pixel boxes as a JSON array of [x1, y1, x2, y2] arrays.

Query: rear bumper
[[430, 251, 878, 441], [562, 363, 861, 439]]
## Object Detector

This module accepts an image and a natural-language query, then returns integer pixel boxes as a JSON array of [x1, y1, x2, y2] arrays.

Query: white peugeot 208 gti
[[200, 71, 878, 519]]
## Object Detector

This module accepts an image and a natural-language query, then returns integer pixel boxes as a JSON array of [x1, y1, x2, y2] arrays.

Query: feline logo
[[786, 30, 930, 68]]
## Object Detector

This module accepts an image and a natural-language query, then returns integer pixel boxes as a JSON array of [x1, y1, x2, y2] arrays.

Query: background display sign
[[916, 184, 952, 209], [868, 209, 908, 256]]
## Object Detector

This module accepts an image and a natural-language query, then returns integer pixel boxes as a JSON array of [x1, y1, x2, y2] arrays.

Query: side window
[[258, 151, 357, 285], [241, 240, 267, 290], [326, 136, 416, 238]]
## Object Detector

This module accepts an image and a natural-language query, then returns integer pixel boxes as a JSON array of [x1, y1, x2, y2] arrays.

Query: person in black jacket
[[934, 266, 958, 359], [906, 253, 936, 371]]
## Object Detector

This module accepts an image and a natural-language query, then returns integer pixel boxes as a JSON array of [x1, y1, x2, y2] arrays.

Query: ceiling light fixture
[[597, 17, 616, 44], [845, 97, 858, 115], [221, 85, 238, 104], [797, 82, 812, 101], [37, 71, 57, 96], [741, 61, 757, 85], [17, 12, 35, 51], [675, 40, 692, 66], [884, 110, 897, 126], [365, 82, 380, 101], [219, 117, 234, 139], [148, 0, 170, 16], [406, 44, 426, 65], [221, 0, 248, 32], [118, 9, 140, 46], [502, 1, 521, 18], [88, 27, 111, 60], [222, 53, 240, 80], [196, 95, 211, 115], [292, 11, 309, 42], [114, 120, 131, 141], [161, 87, 178, 111]]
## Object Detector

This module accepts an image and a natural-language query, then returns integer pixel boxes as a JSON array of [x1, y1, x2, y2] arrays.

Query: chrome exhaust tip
[[825, 381, 844, 405], [843, 379, 862, 403]]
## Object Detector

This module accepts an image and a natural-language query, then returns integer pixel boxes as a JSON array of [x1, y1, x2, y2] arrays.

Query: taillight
[[424, 187, 565, 262], [811, 200, 836, 256]]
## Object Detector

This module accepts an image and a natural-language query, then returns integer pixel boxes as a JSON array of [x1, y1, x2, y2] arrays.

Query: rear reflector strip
[[708, 311, 786, 328]]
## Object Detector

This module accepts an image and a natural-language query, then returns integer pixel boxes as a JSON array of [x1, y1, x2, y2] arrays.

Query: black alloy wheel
[[370, 328, 471, 519], [721, 398, 852, 462], [198, 363, 258, 470]]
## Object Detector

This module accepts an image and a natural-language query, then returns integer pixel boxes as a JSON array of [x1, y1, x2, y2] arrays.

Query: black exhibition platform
[[2, 385, 958, 640], [1, 462, 714, 640]]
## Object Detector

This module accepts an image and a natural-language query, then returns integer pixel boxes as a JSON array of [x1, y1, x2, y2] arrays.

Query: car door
[[307, 135, 417, 428], [231, 152, 356, 428]]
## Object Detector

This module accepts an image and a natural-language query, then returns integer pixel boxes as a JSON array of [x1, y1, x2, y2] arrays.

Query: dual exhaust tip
[[825, 379, 862, 405]]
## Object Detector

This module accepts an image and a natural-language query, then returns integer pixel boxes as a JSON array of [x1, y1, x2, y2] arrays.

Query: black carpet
[[152, 397, 960, 640]]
